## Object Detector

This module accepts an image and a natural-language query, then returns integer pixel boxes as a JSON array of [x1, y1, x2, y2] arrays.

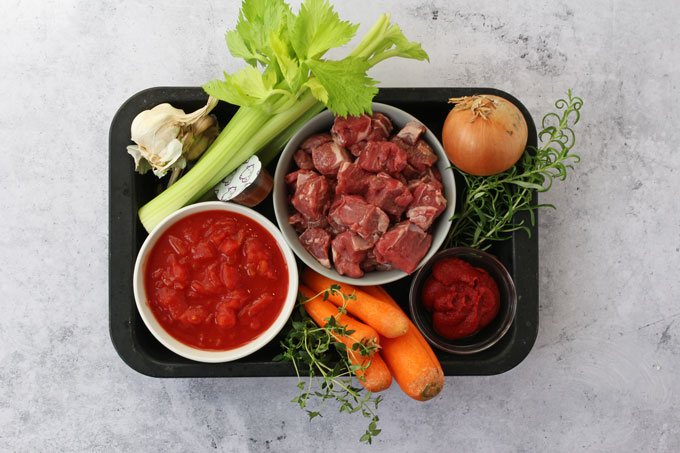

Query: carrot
[[299, 285, 390, 392], [298, 285, 379, 355], [352, 351, 392, 393], [363, 285, 444, 401], [302, 268, 410, 338]]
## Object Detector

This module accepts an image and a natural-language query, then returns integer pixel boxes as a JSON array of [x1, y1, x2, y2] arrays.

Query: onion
[[441, 95, 528, 176]]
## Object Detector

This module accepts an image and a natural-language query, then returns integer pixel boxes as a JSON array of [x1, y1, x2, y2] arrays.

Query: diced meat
[[406, 182, 447, 230], [331, 114, 372, 147], [401, 163, 420, 180], [312, 142, 351, 176], [289, 212, 329, 233], [288, 212, 306, 233], [285, 169, 317, 193], [291, 172, 331, 221], [328, 195, 389, 243], [300, 132, 332, 152], [356, 141, 408, 174], [349, 140, 369, 157], [374, 221, 432, 274], [365, 113, 394, 141], [396, 121, 426, 145], [331, 231, 373, 278], [407, 166, 443, 191], [361, 249, 392, 272], [293, 149, 314, 170], [391, 137, 438, 171], [335, 162, 370, 196], [365, 173, 414, 218], [299, 228, 332, 268]]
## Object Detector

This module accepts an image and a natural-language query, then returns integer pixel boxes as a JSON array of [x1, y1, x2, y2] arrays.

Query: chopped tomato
[[145, 210, 288, 351]]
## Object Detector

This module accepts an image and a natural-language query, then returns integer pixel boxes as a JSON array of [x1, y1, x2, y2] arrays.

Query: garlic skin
[[126, 97, 218, 177]]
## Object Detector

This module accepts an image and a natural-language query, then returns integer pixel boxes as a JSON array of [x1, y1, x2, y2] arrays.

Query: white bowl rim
[[132, 201, 299, 363], [273, 102, 456, 286]]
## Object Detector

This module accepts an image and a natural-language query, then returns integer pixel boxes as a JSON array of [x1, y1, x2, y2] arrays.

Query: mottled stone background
[[1, 0, 678, 451]]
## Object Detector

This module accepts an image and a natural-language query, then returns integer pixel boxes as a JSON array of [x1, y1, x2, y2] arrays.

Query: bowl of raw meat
[[273, 103, 456, 285]]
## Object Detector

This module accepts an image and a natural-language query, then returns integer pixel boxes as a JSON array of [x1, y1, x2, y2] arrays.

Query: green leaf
[[225, 29, 260, 67], [290, 0, 358, 61], [307, 57, 378, 117], [269, 32, 303, 92], [511, 180, 545, 190], [202, 66, 277, 108], [229, 0, 293, 65], [382, 23, 429, 61]]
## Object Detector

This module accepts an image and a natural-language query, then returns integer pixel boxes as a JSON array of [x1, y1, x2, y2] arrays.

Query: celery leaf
[[291, 0, 358, 61], [202, 66, 277, 109], [307, 57, 377, 117], [269, 32, 303, 92], [229, 0, 293, 66]]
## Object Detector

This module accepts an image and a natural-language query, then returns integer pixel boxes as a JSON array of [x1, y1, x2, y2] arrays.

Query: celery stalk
[[136, 4, 429, 233]]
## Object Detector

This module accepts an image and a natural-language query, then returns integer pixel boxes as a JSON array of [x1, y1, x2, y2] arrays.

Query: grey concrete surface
[[1, 0, 678, 451]]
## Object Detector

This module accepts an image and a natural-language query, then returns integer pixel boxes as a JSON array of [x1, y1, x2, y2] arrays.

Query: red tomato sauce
[[144, 210, 288, 350], [421, 258, 500, 339]]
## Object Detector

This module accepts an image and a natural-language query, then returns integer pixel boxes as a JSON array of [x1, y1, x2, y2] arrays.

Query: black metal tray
[[109, 87, 538, 377]]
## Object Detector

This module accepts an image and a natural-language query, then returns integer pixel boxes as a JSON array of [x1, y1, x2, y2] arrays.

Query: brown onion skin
[[442, 95, 528, 176]]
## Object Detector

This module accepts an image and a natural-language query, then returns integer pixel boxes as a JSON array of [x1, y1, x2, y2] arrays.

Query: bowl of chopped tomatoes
[[132, 201, 298, 363], [273, 103, 456, 286]]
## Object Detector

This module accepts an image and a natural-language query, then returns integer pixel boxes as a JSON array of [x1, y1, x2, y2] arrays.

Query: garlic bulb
[[127, 96, 219, 177]]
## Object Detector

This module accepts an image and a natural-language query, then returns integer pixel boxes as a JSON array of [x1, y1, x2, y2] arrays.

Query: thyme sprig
[[446, 90, 583, 249], [273, 285, 383, 444]]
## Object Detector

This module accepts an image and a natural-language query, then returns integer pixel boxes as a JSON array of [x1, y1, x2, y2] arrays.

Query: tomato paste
[[421, 257, 500, 339], [144, 210, 288, 350]]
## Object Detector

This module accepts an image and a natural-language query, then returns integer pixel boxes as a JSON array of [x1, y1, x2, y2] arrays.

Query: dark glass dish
[[409, 247, 518, 354]]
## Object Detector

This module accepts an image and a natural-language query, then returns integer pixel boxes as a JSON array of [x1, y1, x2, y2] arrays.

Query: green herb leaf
[[290, 0, 358, 60], [307, 57, 378, 117]]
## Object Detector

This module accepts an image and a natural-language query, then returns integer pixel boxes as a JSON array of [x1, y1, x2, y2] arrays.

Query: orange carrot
[[352, 351, 392, 393], [302, 268, 410, 338], [298, 285, 379, 355], [363, 285, 444, 401], [299, 285, 390, 392]]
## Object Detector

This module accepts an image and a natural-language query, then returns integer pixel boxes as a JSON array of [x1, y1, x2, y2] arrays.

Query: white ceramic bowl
[[133, 201, 298, 363], [273, 103, 456, 286]]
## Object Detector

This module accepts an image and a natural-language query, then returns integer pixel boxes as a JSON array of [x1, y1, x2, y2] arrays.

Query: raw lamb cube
[[374, 221, 432, 274], [365, 112, 394, 141], [299, 228, 332, 268], [331, 231, 373, 278], [300, 133, 332, 151], [327, 195, 389, 243], [356, 141, 408, 174], [406, 182, 447, 231], [336, 162, 370, 196], [331, 114, 372, 147], [364, 173, 413, 218], [312, 142, 351, 176], [391, 137, 438, 171], [293, 149, 314, 170], [395, 121, 426, 145], [291, 172, 331, 221]]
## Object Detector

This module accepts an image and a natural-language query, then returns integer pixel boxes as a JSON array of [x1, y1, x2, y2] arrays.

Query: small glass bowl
[[409, 247, 517, 354]]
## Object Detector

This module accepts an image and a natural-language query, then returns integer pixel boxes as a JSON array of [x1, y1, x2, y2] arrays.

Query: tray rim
[[109, 86, 539, 378]]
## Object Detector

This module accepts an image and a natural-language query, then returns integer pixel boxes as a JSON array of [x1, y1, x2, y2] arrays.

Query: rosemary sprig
[[446, 90, 583, 249], [273, 285, 383, 444]]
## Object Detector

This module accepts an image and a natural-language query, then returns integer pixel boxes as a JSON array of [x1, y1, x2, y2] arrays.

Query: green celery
[[137, 0, 429, 232]]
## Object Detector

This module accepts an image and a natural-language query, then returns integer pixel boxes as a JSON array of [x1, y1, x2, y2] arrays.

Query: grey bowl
[[273, 103, 456, 286]]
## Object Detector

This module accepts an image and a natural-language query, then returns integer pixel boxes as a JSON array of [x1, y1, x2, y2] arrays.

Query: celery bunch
[[138, 0, 429, 232]]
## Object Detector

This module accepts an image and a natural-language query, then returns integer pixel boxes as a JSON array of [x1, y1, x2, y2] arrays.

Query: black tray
[[109, 87, 538, 377]]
